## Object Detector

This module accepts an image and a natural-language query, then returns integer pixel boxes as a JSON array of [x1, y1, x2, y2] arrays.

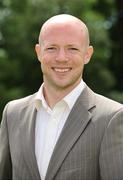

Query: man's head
[[35, 14, 93, 92], [39, 14, 90, 48]]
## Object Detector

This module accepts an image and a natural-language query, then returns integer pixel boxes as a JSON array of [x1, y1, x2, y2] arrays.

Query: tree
[[0, 0, 122, 119], [108, 0, 123, 102]]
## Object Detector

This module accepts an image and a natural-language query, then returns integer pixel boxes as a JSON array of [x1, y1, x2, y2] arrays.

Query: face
[[35, 21, 93, 92]]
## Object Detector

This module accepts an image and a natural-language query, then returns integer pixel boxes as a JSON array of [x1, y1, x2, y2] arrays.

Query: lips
[[52, 67, 72, 73]]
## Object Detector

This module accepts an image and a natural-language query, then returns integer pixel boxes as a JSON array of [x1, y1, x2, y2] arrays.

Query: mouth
[[52, 67, 72, 73]]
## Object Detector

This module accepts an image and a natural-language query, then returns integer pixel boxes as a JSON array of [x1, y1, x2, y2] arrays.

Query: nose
[[55, 48, 68, 62]]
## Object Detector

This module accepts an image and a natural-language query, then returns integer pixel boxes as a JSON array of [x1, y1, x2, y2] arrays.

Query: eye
[[45, 46, 57, 51], [70, 48, 78, 50], [68, 47, 79, 52]]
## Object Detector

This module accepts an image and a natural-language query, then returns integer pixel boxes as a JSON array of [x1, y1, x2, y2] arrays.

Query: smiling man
[[1, 14, 123, 180], [35, 14, 93, 108]]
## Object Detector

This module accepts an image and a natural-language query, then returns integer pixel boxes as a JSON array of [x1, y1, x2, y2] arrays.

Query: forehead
[[40, 21, 86, 43]]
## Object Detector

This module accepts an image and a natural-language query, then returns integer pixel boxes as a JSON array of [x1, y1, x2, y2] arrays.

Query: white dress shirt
[[35, 80, 85, 180]]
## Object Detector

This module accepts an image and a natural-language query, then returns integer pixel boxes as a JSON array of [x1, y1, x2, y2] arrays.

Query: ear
[[35, 44, 41, 62], [84, 46, 94, 64]]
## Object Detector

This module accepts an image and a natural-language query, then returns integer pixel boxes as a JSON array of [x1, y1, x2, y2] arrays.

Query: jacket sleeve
[[99, 108, 123, 180], [0, 104, 12, 180]]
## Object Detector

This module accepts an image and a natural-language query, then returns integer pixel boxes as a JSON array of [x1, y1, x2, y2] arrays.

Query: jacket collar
[[20, 84, 96, 180], [45, 85, 96, 180]]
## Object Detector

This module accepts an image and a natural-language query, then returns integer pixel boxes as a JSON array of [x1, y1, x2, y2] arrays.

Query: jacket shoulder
[[4, 93, 37, 114], [94, 92, 123, 115]]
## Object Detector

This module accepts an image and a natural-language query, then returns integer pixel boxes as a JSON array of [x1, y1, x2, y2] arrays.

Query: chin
[[53, 81, 76, 91]]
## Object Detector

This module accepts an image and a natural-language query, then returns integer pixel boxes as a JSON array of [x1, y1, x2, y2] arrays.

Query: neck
[[43, 86, 67, 109], [43, 82, 80, 109]]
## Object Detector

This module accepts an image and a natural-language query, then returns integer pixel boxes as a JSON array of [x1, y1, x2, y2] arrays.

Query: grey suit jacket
[[1, 85, 123, 180]]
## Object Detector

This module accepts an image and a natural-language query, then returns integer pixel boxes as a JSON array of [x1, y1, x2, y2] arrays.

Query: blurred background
[[0, 0, 123, 120]]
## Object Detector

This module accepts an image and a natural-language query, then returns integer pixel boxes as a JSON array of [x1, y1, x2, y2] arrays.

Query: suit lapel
[[45, 86, 95, 180], [20, 102, 41, 180]]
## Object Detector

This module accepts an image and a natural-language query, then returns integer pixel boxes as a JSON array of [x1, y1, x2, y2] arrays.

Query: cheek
[[73, 56, 84, 67], [41, 55, 50, 65]]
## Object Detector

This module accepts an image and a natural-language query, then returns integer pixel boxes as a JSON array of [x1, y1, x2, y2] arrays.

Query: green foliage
[[0, 0, 123, 119]]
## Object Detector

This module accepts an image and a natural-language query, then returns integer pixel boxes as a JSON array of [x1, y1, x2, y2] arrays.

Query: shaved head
[[39, 14, 90, 46], [35, 13, 93, 101]]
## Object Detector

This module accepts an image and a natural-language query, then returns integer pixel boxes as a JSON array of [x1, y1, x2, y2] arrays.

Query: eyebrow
[[45, 43, 79, 47]]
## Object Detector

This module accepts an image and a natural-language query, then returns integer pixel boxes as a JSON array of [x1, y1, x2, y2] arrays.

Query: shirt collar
[[63, 79, 85, 110], [35, 83, 47, 111], [35, 80, 85, 111]]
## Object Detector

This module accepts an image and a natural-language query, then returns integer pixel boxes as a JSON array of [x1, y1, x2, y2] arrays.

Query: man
[[0, 14, 123, 180]]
